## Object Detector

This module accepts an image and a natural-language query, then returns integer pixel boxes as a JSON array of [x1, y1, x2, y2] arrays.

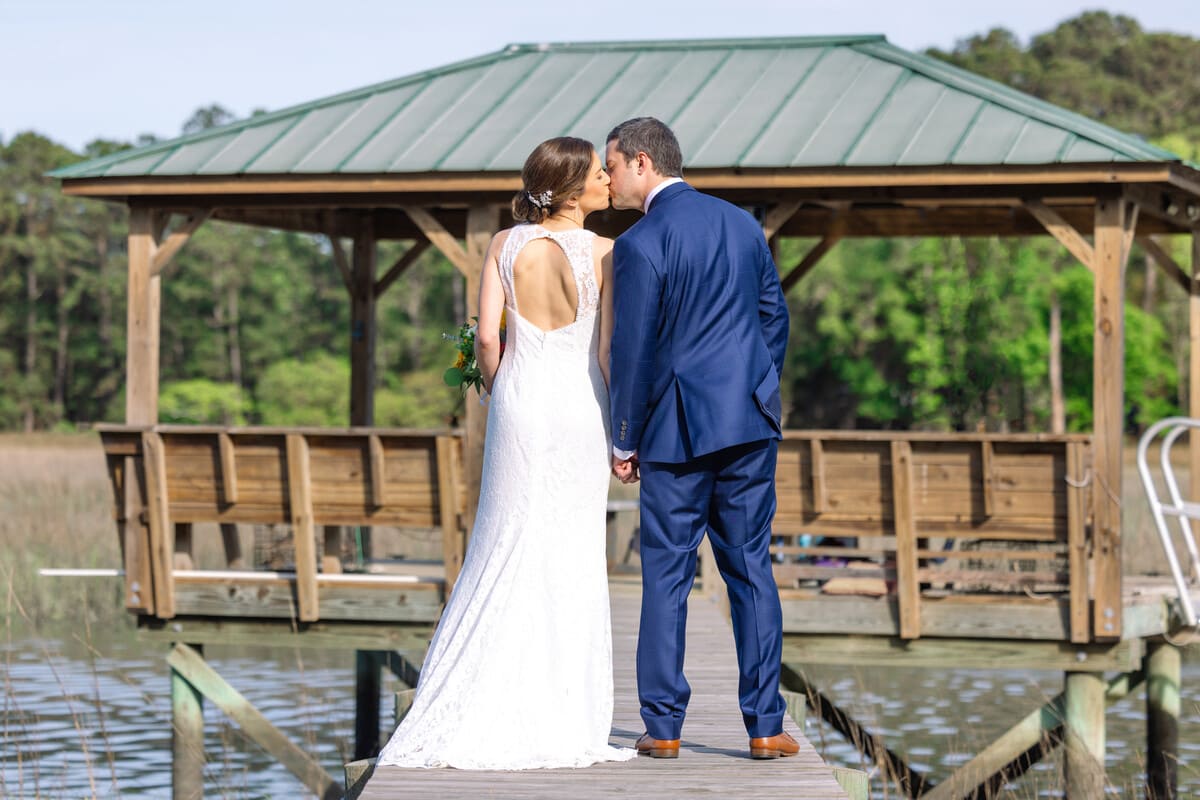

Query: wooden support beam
[[166, 643, 343, 800], [1092, 196, 1127, 640], [141, 431, 176, 618], [328, 234, 353, 294], [382, 651, 422, 688], [923, 669, 1142, 800], [761, 200, 802, 240], [1064, 671, 1106, 798], [1067, 441, 1090, 643], [781, 663, 929, 798], [354, 651, 384, 760], [810, 439, 827, 514], [349, 217, 377, 429], [375, 240, 431, 298], [171, 642, 204, 800], [1025, 199, 1095, 271], [285, 434, 319, 622], [462, 205, 502, 538], [217, 432, 238, 505], [436, 435, 464, 595], [151, 210, 211, 275], [1122, 201, 1140, 266], [117, 452, 154, 613], [782, 634, 1142, 672], [890, 441, 920, 639], [402, 206, 474, 276], [344, 758, 375, 800], [1138, 235, 1193, 294], [126, 206, 160, 424], [368, 434, 386, 508], [780, 224, 844, 292], [980, 440, 996, 518], [1147, 640, 1181, 800], [394, 688, 416, 726]]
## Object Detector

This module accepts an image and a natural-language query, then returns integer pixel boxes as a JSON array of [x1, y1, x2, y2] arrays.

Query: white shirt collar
[[643, 177, 685, 214]]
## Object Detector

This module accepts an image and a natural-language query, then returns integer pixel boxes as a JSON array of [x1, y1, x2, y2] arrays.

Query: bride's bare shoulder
[[592, 235, 615, 258]]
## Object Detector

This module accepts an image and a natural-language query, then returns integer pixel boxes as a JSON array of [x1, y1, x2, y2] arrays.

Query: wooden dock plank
[[358, 584, 847, 799]]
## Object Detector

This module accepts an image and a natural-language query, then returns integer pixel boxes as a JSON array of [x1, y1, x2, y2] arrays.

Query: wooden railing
[[769, 431, 1095, 642], [97, 425, 465, 622]]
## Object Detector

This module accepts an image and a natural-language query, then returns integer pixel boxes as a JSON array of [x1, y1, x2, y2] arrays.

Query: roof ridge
[[500, 35, 887, 52], [851, 40, 1182, 163]]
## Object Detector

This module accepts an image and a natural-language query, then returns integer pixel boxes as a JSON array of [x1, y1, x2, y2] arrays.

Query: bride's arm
[[596, 239, 615, 388], [476, 232, 507, 393]]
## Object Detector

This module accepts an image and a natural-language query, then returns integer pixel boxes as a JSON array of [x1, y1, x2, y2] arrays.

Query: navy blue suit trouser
[[636, 438, 786, 740]]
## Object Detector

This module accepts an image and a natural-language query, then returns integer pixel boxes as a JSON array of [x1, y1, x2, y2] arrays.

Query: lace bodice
[[498, 224, 599, 325]]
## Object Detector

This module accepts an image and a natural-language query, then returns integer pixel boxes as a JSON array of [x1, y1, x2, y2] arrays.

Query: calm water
[[3, 623, 1199, 798]]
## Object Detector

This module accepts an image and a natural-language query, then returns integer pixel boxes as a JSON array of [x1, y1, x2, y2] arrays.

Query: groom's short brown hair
[[606, 117, 683, 178]]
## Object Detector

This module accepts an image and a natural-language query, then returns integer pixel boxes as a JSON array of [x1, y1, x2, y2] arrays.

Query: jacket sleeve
[[609, 235, 663, 455], [757, 233, 789, 379]]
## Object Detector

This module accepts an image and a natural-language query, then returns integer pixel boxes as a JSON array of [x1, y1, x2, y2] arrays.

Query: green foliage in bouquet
[[443, 318, 484, 394]]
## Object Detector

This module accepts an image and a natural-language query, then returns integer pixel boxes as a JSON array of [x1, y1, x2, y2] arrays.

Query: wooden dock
[[355, 581, 850, 799]]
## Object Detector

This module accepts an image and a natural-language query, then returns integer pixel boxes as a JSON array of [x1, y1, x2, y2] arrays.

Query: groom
[[605, 117, 797, 760]]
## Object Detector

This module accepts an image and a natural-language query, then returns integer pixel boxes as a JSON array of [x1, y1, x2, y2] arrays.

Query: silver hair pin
[[527, 190, 553, 209]]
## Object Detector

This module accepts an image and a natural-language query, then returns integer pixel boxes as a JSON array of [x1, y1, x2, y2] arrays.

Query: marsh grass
[[0, 432, 125, 630]]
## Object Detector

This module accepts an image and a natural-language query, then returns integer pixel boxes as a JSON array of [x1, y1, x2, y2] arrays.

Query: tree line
[[0, 11, 1197, 433]]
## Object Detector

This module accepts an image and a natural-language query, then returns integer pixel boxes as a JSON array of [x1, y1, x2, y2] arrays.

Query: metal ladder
[[1136, 416, 1200, 627]]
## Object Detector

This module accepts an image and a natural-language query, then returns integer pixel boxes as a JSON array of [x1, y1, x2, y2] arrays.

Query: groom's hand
[[612, 454, 639, 484]]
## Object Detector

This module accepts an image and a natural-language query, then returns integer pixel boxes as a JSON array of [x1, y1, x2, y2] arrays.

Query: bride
[[376, 137, 636, 770]]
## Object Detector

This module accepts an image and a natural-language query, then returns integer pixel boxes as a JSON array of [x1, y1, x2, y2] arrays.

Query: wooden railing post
[[436, 435, 464, 595], [285, 434, 319, 622], [1067, 441, 1091, 643], [891, 440, 920, 639], [142, 430, 176, 618]]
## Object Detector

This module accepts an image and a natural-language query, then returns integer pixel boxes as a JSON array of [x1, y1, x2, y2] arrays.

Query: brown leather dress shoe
[[749, 731, 800, 759], [636, 733, 680, 758]]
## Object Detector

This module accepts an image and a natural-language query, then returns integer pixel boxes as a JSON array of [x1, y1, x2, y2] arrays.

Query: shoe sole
[[750, 748, 799, 759]]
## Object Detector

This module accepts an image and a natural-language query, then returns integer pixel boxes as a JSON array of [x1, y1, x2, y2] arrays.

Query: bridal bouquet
[[443, 312, 505, 395], [443, 318, 483, 394]]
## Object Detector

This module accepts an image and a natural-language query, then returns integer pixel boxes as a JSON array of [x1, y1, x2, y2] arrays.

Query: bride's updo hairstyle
[[511, 137, 595, 224]]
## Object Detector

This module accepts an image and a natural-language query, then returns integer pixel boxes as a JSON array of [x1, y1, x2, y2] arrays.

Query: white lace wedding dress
[[376, 224, 636, 770]]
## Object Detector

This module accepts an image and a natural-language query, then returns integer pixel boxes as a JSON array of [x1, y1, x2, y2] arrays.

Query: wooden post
[[436, 435, 464, 594], [1067, 441, 1090, 643], [1191, 229, 1200, 503], [126, 206, 160, 425], [142, 431, 176, 618], [1064, 671, 1106, 798], [890, 441, 920, 639], [171, 642, 204, 800], [167, 643, 342, 799], [220, 524, 244, 568], [285, 434, 318, 622], [354, 651, 384, 760], [122, 207, 159, 613], [462, 205, 501, 537], [1147, 640, 1181, 799], [350, 216, 377, 564], [1091, 196, 1128, 639]]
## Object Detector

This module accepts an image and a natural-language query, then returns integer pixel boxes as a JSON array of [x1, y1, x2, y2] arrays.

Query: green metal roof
[[52, 35, 1181, 180]]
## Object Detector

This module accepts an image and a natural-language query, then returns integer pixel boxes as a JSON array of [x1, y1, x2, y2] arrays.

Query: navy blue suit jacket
[[609, 182, 789, 464]]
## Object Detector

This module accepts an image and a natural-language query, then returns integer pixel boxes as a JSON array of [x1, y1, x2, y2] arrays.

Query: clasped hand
[[612, 454, 639, 484]]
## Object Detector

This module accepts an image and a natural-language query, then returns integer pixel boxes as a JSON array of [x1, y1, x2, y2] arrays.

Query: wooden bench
[[771, 431, 1093, 641], [97, 424, 465, 623]]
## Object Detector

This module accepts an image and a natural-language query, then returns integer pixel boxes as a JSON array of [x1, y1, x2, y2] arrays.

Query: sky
[[3, 0, 1198, 153]]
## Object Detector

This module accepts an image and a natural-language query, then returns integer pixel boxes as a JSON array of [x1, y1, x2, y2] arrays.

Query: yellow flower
[[454, 352, 467, 369], [499, 308, 507, 331]]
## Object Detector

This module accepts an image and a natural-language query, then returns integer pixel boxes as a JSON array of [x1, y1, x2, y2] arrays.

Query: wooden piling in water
[[1147, 640, 1181, 799], [171, 643, 204, 800], [1063, 671, 1106, 799]]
